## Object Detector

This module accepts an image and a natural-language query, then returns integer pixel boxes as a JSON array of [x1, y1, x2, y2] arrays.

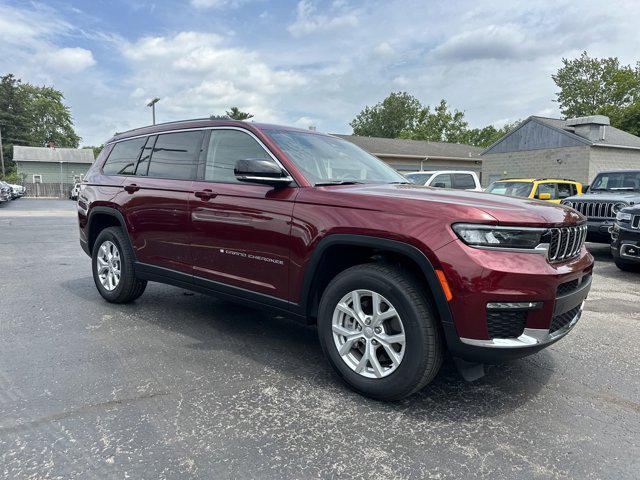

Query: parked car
[[9, 184, 24, 199], [78, 119, 593, 400], [69, 183, 80, 200], [404, 170, 482, 191], [562, 170, 640, 243], [486, 178, 583, 204], [610, 204, 640, 272], [0, 181, 12, 203]]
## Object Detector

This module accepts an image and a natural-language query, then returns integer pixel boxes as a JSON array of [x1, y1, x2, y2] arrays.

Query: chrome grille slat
[[568, 201, 617, 219], [547, 225, 586, 263]]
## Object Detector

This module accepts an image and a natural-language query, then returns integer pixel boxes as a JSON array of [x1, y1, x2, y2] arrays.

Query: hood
[[300, 184, 584, 227], [565, 190, 639, 203]]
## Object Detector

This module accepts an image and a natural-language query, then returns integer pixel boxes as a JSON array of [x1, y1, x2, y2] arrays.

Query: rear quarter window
[[102, 138, 146, 175], [452, 174, 476, 189]]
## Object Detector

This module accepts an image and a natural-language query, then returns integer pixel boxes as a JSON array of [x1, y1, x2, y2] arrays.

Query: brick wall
[[588, 147, 640, 180], [481, 146, 591, 187]]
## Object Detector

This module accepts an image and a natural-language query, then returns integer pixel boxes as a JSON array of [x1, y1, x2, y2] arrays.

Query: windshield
[[264, 130, 407, 186], [591, 171, 640, 191], [405, 173, 433, 185], [486, 181, 533, 197]]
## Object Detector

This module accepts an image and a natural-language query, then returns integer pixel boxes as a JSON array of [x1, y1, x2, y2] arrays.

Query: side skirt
[[134, 262, 307, 322]]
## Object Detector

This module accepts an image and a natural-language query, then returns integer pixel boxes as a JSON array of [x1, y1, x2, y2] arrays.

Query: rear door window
[[102, 138, 146, 175], [536, 183, 557, 199], [134, 136, 157, 176], [452, 174, 476, 189], [147, 131, 204, 180], [431, 174, 452, 188], [557, 183, 573, 199]]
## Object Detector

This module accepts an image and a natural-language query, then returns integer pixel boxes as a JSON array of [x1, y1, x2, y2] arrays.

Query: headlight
[[612, 202, 628, 214], [616, 211, 632, 221], [452, 224, 547, 249]]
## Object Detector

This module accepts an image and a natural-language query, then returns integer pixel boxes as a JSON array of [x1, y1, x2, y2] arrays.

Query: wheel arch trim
[[297, 234, 454, 326], [87, 206, 134, 257]]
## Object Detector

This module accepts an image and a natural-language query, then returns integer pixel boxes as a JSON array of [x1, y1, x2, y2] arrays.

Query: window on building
[[102, 137, 146, 175], [431, 174, 452, 188], [147, 131, 204, 180], [452, 173, 476, 189], [204, 130, 271, 183], [32, 174, 42, 184]]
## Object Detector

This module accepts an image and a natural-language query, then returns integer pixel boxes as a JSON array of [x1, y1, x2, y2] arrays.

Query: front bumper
[[434, 238, 593, 363], [586, 219, 614, 242], [611, 224, 640, 263]]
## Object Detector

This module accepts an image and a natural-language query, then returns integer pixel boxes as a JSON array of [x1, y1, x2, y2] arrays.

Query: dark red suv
[[78, 119, 593, 400]]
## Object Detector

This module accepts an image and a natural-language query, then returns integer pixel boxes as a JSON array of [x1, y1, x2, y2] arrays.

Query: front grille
[[565, 201, 618, 219], [550, 305, 581, 333], [486, 310, 527, 339], [632, 216, 640, 229], [547, 225, 587, 263], [556, 272, 591, 296]]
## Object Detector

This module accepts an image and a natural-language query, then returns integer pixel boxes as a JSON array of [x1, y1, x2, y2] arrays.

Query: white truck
[[403, 170, 482, 191]]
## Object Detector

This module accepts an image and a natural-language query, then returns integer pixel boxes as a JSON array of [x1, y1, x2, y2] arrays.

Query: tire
[[614, 258, 640, 272], [91, 226, 147, 303], [317, 263, 444, 401]]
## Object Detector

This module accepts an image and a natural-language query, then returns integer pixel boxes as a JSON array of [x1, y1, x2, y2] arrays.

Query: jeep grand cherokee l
[[78, 119, 593, 400]]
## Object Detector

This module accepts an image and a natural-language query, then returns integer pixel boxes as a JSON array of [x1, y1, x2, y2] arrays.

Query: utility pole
[[0, 126, 5, 178], [147, 97, 160, 125], [59, 161, 63, 198]]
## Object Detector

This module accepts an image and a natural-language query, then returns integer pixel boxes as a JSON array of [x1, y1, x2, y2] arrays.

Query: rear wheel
[[92, 227, 147, 303], [318, 263, 443, 400]]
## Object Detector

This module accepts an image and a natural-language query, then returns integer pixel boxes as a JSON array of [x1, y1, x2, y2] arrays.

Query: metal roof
[[332, 134, 482, 159], [483, 116, 640, 154], [13, 146, 95, 164]]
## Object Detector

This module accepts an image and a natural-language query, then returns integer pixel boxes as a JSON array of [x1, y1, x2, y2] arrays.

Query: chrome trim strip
[[460, 302, 583, 348], [104, 126, 295, 185]]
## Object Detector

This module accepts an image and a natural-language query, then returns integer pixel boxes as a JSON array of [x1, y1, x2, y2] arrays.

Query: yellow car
[[485, 178, 583, 203]]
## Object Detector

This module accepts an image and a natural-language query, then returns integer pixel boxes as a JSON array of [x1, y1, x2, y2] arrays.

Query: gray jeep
[[561, 170, 640, 243]]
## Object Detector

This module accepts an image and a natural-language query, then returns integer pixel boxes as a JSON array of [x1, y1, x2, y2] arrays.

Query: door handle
[[195, 189, 216, 201], [124, 183, 140, 193]]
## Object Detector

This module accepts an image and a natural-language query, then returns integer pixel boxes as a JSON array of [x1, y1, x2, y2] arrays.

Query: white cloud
[[43, 47, 96, 73], [288, 0, 359, 37], [120, 31, 306, 123], [374, 42, 394, 58], [190, 0, 252, 9]]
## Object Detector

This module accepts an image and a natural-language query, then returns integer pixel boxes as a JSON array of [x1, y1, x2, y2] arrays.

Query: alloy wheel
[[332, 289, 406, 379], [96, 240, 121, 291]]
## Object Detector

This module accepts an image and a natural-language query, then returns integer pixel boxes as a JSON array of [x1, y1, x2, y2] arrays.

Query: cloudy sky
[[1, 0, 639, 146]]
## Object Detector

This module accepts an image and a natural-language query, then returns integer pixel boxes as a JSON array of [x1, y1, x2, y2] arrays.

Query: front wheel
[[92, 227, 147, 303], [318, 263, 444, 401]]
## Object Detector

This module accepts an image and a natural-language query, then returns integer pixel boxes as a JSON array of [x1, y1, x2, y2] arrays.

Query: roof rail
[[113, 117, 213, 136]]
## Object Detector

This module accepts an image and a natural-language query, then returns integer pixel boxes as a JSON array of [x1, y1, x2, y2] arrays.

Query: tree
[[458, 121, 521, 148], [552, 51, 640, 119], [83, 145, 104, 158], [401, 99, 468, 143], [22, 84, 80, 148], [225, 107, 253, 120], [0, 73, 80, 177], [350, 92, 421, 138]]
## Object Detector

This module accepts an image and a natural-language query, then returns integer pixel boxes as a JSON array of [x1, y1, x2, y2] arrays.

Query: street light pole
[[0, 127, 5, 178], [59, 161, 63, 198], [147, 97, 160, 125]]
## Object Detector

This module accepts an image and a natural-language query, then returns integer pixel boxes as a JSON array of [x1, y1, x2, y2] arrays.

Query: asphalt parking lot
[[0, 199, 639, 479]]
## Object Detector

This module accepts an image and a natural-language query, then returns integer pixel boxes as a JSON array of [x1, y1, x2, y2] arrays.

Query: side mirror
[[537, 193, 551, 200], [234, 158, 293, 187], [433, 182, 446, 188]]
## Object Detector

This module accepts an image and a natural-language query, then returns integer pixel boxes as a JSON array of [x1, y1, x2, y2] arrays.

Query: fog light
[[487, 301, 542, 310]]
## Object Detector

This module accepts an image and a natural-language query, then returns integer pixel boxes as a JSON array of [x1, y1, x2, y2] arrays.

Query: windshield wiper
[[610, 187, 634, 190], [390, 181, 412, 184], [314, 180, 365, 186]]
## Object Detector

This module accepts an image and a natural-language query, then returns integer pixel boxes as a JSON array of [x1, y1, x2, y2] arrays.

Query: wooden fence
[[21, 182, 75, 198]]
